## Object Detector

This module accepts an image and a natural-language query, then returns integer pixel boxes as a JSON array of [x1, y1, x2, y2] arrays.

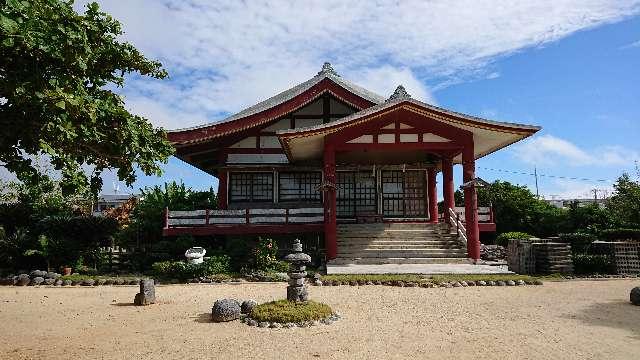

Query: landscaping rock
[[30, 277, 44, 286], [452, 281, 462, 287], [444, 282, 453, 288], [45, 272, 59, 279], [30, 270, 46, 278], [460, 281, 468, 287], [43, 278, 55, 285], [496, 280, 506, 286], [365, 281, 374, 286], [134, 279, 156, 306], [321, 318, 333, 325], [506, 280, 516, 286], [54, 279, 63, 286], [322, 280, 332, 286], [533, 279, 544, 286], [103, 279, 113, 285], [374, 280, 382, 285], [81, 279, 95, 286], [128, 279, 139, 285], [258, 321, 269, 328], [247, 319, 258, 326], [241, 300, 257, 315], [516, 280, 526, 286], [630, 287, 640, 305], [477, 280, 487, 286], [211, 299, 241, 322], [62, 279, 72, 286], [96, 279, 106, 286], [284, 322, 296, 328], [314, 280, 323, 286], [467, 281, 476, 286], [487, 281, 496, 286], [313, 273, 322, 281], [269, 322, 282, 329]]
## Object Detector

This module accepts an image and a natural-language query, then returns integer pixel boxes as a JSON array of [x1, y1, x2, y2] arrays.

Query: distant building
[[92, 194, 137, 215], [546, 198, 607, 209]]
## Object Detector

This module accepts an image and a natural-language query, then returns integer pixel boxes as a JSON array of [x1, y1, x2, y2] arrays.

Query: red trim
[[168, 78, 376, 144], [163, 224, 323, 236], [323, 144, 337, 260], [442, 157, 455, 223], [479, 223, 497, 232], [335, 142, 462, 152], [462, 144, 480, 260], [427, 168, 438, 223], [218, 171, 228, 210]]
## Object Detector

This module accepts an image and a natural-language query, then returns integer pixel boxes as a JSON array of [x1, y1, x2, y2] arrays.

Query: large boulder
[[43, 278, 55, 286], [30, 277, 45, 286], [211, 299, 241, 322], [16, 274, 30, 286], [241, 300, 257, 315], [45, 272, 60, 279], [631, 287, 640, 306]]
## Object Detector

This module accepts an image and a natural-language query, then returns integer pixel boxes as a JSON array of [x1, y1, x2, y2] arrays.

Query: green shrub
[[250, 300, 333, 323], [255, 237, 279, 271], [572, 254, 614, 274], [495, 232, 533, 247], [599, 228, 640, 241], [559, 233, 597, 254], [151, 255, 231, 280]]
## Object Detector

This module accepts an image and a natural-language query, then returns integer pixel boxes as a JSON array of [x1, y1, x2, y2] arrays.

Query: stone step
[[328, 257, 468, 265], [338, 236, 460, 242], [337, 250, 467, 258], [337, 240, 463, 246]]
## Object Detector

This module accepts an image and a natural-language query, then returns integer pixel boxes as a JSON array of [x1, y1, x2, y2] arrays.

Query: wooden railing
[[448, 207, 467, 246], [163, 207, 324, 228], [452, 206, 494, 223]]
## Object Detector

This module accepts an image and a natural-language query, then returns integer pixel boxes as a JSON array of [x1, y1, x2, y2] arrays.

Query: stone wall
[[591, 241, 640, 275]]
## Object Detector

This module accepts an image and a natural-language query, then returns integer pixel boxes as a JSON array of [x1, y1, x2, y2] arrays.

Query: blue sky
[[3, 1, 639, 200]]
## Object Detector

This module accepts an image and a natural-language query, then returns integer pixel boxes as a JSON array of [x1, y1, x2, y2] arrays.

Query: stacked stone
[[284, 239, 311, 302]]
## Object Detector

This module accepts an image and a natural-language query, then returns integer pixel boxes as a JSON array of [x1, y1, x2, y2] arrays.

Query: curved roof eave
[[167, 72, 385, 135]]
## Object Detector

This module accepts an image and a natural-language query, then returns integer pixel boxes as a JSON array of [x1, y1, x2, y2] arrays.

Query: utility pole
[[534, 166, 539, 198], [592, 188, 598, 200]]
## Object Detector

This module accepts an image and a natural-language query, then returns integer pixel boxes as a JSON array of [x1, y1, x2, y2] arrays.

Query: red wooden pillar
[[217, 170, 228, 210], [442, 157, 455, 223], [462, 145, 480, 261], [427, 168, 438, 223], [323, 144, 338, 260]]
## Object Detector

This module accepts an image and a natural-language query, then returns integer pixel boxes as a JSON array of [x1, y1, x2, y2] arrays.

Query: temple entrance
[[336, 171, 377, 218], [381, 170, 426, 218]]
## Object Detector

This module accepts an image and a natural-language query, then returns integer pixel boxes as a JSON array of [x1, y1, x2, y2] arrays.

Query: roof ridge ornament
[[386, 85, 412, 102], [317, 62, 339, 77]]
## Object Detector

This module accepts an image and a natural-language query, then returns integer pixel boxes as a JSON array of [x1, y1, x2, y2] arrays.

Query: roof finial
[[317, 62, 339, 76], [386, 85, 412, 102]]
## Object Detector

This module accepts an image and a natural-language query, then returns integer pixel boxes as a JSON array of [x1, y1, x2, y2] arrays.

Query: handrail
[[448, 207, 467, 246]]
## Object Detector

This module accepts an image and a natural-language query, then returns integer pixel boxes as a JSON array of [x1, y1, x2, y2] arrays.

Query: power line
[[477, 166, 612, 183]]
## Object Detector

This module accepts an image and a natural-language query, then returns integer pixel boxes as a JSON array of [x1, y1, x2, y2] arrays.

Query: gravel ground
[[0, 280, 639, 360]]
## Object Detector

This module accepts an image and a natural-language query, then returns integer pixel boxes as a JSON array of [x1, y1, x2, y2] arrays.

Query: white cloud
[[72, 0, 640, 130], [540, 178, 613, 200], [512, 134, 640, 167], [620, 39, 640, 49]]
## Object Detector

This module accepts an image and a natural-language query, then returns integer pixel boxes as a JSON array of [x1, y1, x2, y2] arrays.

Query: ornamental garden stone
[[211, 299, 241, 322], [241, 300, 257, 314], [631, 287, 640, 306], [284, 239, 311, 302], [30, 277, 44, 285], [134, 279, 156, 306]]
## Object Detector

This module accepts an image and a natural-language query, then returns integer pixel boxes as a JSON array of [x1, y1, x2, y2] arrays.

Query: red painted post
[[217, 170, 228, 210], [462, 145, 480, 261], [442, 157, 455, 223], [205, 208, 210, 225], [427, 168, 438, 223], [323, 144, 337, 260]]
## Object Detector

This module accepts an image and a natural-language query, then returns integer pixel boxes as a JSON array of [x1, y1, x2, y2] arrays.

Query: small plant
[[572, 254, 614, 274], [254, 237, 282, 271], [495, 232, 533, 247], [559, 233, 597, 254], [250, 300, 333, 323], [151, 255, 231, 280], [599, 228, 640, 241]]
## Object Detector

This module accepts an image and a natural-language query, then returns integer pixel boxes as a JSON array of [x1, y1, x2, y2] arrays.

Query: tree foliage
[[0, 0, 173, 196], [605, 172, 640, 227]]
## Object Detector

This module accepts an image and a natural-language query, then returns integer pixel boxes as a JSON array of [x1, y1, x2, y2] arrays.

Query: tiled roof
[[168, 63, 385, 133]]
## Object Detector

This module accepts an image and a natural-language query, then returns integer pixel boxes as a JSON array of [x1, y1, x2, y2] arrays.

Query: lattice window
[[278, 172, 322, 202], [229, 172, 273, 203], [382, 170, 425, 217], [336, 172, 377, 218]]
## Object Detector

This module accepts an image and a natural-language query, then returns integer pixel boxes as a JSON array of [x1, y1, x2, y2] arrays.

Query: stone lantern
[[284, 239, 311, 302]]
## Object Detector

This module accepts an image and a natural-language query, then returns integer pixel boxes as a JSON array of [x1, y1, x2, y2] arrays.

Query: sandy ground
[[0, 280, 639, 360]]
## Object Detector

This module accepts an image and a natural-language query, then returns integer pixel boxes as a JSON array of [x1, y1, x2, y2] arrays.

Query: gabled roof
[[167, 63, 384, 145], [278, 86, 541, 163]]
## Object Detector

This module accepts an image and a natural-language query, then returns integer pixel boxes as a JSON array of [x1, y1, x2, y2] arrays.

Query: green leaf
[[55, 100, 65, 109]]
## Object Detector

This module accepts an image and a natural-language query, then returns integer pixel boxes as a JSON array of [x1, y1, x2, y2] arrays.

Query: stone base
[[287, 286, 308, 302]]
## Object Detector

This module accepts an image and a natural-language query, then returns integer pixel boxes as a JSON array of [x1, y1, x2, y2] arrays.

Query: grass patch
[[321, 274, 427, 283], [250, 300, 333, 323], [429, 274, 537, 283]]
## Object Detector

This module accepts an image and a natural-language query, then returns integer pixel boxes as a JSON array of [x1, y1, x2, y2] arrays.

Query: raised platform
[[326, 263, 512, 275]]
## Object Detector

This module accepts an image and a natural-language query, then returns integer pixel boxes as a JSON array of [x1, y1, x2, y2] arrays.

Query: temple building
[[163, 63, 540, 264]]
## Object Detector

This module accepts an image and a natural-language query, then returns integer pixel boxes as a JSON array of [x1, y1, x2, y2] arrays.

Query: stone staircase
[[329, 222, 468, 265]]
